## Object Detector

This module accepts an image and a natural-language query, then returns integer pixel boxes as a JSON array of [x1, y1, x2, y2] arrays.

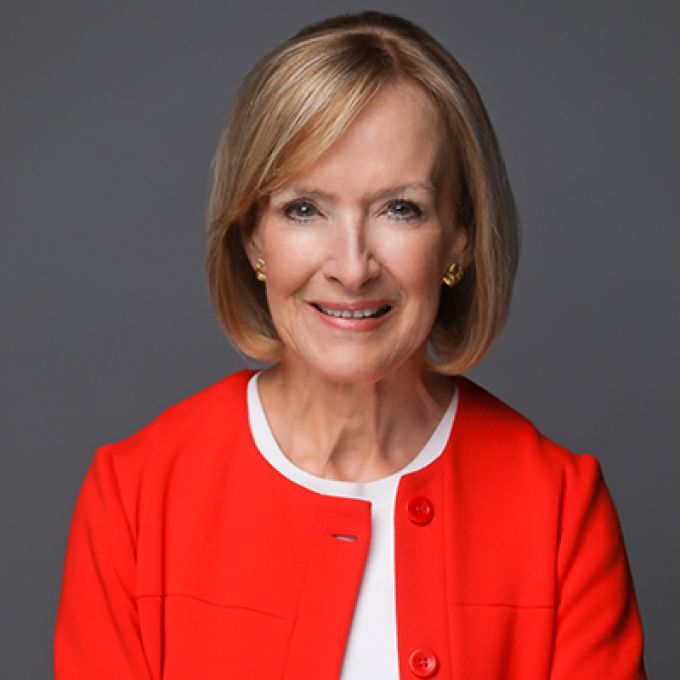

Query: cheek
[[383, 236, 444, 296], [264, 232, 320, 294]]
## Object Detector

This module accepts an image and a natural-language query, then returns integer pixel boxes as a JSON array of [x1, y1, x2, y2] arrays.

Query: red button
[[409, 648, 439, 677], [407, 496, 434, 525]]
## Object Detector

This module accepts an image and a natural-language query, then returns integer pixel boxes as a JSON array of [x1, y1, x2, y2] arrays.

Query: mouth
[[310, 303, 393, 319]]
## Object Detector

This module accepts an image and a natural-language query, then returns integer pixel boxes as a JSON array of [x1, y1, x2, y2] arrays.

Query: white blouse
[[247, 370, 459, 679]]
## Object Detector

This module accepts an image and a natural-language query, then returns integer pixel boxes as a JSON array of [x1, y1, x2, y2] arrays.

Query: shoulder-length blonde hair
[[205, 10, 519, 375]]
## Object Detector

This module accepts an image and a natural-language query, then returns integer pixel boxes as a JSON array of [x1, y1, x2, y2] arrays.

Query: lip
[[308, 299, 394, 311], [308, 300, 395, 332]]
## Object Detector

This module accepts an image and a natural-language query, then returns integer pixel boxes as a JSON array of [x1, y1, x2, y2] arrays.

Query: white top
[[247, 370, 459, 679]]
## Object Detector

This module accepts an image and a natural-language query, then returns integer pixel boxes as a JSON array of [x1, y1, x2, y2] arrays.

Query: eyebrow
[[274, 181, 435, 202]]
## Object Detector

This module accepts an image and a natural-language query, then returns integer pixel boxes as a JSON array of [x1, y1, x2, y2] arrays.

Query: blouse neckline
[[246, 370, 459, 505]]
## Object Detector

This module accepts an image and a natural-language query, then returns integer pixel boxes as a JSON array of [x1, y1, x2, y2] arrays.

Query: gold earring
[[255, 257, 266, 282], [442, 262, 464, 287]]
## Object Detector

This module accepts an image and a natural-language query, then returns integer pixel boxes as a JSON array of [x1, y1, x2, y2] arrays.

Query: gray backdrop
[[2, 1, 677, 677]]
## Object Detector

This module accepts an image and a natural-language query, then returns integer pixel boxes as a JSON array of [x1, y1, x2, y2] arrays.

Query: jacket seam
[[135, 593, 291, 621], [450, 601, 555, 610]]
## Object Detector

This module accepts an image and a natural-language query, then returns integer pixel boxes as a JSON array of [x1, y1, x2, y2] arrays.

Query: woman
[[54, 10, 646, 679]]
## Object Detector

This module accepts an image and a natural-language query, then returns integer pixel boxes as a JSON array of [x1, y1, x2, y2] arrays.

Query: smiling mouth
[[311, 303, 392, 319]]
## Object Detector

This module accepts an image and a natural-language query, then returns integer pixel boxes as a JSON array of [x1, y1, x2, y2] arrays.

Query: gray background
[[2, 1, 677, 677]]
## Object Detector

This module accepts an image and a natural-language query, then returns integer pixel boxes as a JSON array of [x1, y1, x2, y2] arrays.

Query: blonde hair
[[205, 10, 520, 374]]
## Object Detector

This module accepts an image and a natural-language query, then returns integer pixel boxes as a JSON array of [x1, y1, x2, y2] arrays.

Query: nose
[[322, 217, 380, 291]]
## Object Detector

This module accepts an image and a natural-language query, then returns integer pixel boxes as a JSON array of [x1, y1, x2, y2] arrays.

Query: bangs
[[250, 35, 404, 195]]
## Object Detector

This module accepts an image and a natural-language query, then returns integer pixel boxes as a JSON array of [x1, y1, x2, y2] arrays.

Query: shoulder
[[451, 376, 611, 543], [453, 374, 600, 482], [94, 368, 258, 476]]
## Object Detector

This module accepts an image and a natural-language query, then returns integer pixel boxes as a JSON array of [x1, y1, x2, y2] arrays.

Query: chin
[[301, 349, 410, 387]]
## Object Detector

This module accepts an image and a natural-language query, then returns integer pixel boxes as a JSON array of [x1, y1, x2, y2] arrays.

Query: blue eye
[[387, 199, 422, 220], [281, 197, 422, 222], [283, 199, 318, 222]]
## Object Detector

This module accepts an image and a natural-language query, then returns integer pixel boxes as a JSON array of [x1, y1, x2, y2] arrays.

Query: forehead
[[274, 81, 443, 199]]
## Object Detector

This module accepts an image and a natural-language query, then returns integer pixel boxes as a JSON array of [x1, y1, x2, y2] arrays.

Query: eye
[[282, 199, 319, 222], [385, 199, 422, 221]]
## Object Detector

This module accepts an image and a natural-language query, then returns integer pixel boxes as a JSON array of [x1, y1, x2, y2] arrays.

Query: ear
[[244, 229, 262, 269], [446, 224, 471, 270], [436, 165, 471, 270], [243, 204, 265, 270]]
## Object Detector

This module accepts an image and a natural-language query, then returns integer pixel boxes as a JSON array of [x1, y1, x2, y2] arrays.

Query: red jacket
[[54, 369, 646, 679]]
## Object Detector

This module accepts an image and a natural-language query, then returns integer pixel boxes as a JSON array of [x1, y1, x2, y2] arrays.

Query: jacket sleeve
[[549, 453, 647, 679], [54, 444, 153, 679]]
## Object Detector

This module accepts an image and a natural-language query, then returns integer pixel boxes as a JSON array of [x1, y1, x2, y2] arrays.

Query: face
[[246, 80, 468, 385]]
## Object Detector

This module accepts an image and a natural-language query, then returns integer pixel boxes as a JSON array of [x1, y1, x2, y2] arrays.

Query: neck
[[256, 356, 455, 482]]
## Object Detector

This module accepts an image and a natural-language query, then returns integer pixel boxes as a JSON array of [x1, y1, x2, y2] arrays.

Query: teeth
[[317, 305, 385, 319]]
